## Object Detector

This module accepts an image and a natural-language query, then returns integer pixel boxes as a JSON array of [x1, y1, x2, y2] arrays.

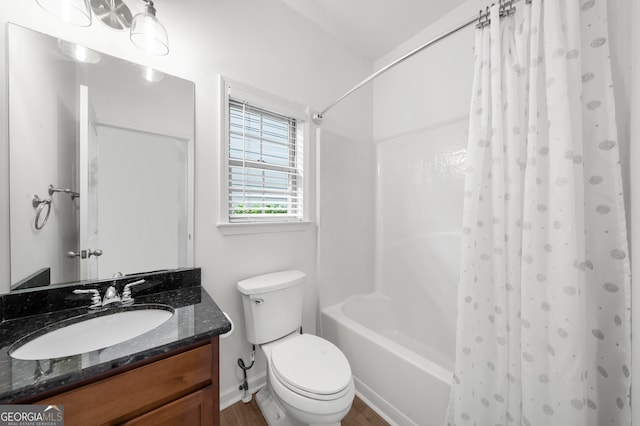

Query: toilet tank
[[237, 270, 306, 345]]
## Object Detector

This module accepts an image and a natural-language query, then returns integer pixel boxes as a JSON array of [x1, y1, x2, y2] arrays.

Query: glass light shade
[[36, 0, 92, 26], [130, 12, 169, 56]]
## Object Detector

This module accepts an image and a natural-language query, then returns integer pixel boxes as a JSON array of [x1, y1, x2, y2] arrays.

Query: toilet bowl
[[258, 332, 355, 426], [237, 270, 355, 425]]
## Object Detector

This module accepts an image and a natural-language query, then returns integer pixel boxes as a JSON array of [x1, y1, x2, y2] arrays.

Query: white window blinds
[[228, 99, 304, 223]]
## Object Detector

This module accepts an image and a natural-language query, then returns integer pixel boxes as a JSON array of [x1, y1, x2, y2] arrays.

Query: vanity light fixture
[[35, 0, 169, 55], [35, 0, 92, 27], [130, 0, 169, 56]]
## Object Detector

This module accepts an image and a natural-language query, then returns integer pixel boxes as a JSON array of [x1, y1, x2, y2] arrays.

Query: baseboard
[[220, 372, 405, 424], [219, 371, 267, 410]]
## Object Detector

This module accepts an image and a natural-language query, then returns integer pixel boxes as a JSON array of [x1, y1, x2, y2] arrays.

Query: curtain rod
[[312, 0, 528, 124]]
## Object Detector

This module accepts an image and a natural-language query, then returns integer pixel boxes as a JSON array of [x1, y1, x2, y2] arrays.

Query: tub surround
[[0, 267, 231, 403]]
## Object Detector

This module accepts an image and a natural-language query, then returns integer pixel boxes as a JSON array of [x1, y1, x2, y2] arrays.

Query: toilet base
[[256, 387, 289, 426], [255, 387, 341, 426]]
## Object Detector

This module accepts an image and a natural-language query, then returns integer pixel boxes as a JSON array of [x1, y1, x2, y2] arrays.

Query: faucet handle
[[122, 279, 146, 304], [73, 289, 101, 309]]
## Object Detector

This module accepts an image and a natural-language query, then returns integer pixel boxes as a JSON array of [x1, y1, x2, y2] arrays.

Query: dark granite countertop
[[0, 268, 231, 403]]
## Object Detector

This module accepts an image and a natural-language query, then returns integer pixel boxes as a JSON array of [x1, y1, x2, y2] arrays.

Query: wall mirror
[[8, 24, 195, 292]]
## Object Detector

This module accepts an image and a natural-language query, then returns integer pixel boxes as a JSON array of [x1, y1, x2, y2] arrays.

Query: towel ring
[[32, 195, 52, 230]]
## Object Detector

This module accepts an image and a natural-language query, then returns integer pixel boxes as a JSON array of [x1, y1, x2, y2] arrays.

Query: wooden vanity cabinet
[[36, 337, 220, 426]]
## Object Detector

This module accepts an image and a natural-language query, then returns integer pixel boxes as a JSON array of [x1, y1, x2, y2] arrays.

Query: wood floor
[[221, 394, 389, 426]]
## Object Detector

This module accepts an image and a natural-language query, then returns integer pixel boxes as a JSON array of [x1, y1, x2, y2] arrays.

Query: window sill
[[217, 221, 314, 236]]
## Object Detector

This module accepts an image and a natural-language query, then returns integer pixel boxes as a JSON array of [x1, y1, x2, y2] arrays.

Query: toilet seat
[[270, 334, 352, 401]]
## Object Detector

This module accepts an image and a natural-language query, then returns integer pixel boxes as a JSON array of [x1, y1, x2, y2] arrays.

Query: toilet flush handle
[[252, 297, 264, 305]]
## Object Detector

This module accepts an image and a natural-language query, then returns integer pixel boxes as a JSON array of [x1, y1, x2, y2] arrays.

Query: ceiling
[[278, 0, 468, 61]]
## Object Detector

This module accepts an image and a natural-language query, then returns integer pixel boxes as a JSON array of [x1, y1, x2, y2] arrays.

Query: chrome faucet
[[73, 278, 146, 309], [73, 286, 120, 308], [101, 285, 121, 306]]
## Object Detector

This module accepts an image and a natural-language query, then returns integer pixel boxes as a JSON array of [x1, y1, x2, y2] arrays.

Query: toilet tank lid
[[237, 270, 306, 295]]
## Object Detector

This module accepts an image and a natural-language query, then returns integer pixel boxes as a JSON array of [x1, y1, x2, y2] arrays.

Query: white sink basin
[[10, 306, 174, 360]]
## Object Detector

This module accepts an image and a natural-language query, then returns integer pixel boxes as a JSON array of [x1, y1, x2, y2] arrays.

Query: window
[[219, 77, 310, 233], [228, 99, 303, 222]]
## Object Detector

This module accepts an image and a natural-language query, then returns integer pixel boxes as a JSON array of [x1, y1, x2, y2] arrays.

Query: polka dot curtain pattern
[[446, 1, 631, 425]]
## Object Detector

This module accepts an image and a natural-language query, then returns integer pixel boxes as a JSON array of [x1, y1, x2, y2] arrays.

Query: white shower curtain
[[447, 1, 630, 425]]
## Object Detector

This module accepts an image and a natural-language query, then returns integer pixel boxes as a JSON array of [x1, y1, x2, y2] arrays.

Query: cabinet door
[[124, 385, 214, 426]]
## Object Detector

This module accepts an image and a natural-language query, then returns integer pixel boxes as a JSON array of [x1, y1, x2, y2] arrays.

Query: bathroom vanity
[[0, 268, 230, 425]]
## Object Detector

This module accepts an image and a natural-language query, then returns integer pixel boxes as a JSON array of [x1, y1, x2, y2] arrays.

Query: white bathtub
[[321, 293, 453, 426]]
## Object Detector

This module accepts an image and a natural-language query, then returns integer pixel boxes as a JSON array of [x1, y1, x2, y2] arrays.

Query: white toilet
[[237, 270, 355, 426]]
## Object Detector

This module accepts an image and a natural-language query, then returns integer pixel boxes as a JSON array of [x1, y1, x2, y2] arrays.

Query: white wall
[[0, 0, 373, 408]]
